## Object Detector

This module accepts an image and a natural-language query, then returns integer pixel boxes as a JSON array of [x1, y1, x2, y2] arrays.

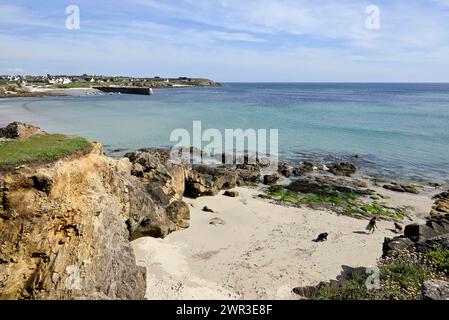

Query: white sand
[[132, 186, 429, 300], [28, 86, 99, 95]]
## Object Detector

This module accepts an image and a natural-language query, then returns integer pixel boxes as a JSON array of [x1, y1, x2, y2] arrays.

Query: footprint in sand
[[209, 217, 226, 226]]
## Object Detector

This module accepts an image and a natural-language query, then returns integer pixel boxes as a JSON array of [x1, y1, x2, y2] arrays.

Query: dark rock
[[236, 167, 261, 185], [404, 224, 440, 242], [287, 179, 331, 196], [292, 162, 314, 176], [203, 206, 214, 213], [328, 162, 357, 177], [383, 183, 419, 194], [185, 164, 259, 198], [263, 174, 279, 185], [166, 200, 190, 229], [185, 165, 237, 198], [383, 184, 405, 193], [278, 162, 292, 177], [209, 217, 226, 226], [415, 234, 449, 253], [31, 175, 52, 194], [0, 122, 43, 140], [429, 182, 442, 188], [422, 280, 449, 300], [382, 237, 415, 257], [287, 176, 373, 197], [382, 217, 449, 256], [131, 163, 144, 177], [224, 190, 239, 197], [292, 285, 318, 298], [431, 191, 449, 217]]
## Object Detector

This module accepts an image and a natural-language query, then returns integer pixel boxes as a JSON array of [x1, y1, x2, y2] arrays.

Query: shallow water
[[1, 83, 448, 182]]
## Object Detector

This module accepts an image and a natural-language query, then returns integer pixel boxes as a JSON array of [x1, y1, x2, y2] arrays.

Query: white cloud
[[1, 1, 449, 81]]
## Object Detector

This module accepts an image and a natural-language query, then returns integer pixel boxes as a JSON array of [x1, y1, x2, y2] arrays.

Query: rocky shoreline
[[0, 79, 222, 99], [1, 123, 448, 300]]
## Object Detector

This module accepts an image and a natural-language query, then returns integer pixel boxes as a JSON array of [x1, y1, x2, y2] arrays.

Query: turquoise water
[[0, 83, 448, 182]]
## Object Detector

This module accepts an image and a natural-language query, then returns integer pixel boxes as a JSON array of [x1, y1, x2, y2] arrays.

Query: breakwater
[[93, 86, 153, 95]]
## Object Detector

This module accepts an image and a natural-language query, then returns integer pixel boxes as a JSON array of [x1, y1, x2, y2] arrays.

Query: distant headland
[[0, 74, 222, 98]]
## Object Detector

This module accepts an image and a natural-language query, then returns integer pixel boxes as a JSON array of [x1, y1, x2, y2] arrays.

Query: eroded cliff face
[[0, 145, 185, 299]]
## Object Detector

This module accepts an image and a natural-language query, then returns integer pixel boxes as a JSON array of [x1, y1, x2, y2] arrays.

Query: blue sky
[[1, 0, 449, 81]]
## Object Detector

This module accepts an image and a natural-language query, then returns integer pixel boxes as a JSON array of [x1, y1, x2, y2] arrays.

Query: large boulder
[[383, 217, 449, 256], [415, 234, 449, 253], [0, 122, 43, 140], [382, 237, 415, 257], [165, 200, 190, 229], [185, 164, 260, 198], [125, 149, 186, 205], [404, 224, 440, 242], [185, 165, 238, 198]]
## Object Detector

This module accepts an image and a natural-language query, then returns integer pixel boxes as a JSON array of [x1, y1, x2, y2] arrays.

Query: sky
[[1, 0, 449, 82]]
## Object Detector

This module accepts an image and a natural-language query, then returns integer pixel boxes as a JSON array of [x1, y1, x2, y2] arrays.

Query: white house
[[62, 77, 72, 85]]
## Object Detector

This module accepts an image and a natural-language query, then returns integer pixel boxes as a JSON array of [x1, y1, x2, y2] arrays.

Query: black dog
[[314, 233, 328, 242]]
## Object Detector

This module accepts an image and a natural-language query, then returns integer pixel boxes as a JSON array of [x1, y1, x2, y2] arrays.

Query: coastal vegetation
[[0, 134, 92, 168], [309, 246, 449, 300]]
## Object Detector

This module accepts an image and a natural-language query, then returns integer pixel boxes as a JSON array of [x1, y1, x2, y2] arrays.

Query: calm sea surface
[[1, 83, 448, 183]]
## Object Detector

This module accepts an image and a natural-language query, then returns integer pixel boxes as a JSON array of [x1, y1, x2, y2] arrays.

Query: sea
[[1, 83, 448, 183]]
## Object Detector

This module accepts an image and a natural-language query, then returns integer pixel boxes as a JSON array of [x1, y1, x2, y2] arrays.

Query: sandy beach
[[132, 185, 430, 300]]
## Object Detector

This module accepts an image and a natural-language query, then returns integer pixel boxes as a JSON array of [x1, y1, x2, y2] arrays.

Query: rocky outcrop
[[287, 176, 374, 196], [0, 122, 43, 140], [277, 162, 292, 177], [328, 162, 356, 177], [0, 145, 188, 300], [383, 182, 419, 194], [292, 162, 315, 176], [383, 217, 449, 257], [124, 149, 187, 221], [184, 164, 260, 198], [263, 174, 279, 185], [430, 191, 449, 217]]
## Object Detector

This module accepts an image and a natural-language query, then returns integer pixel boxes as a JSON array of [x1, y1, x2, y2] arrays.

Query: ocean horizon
[[1, 82, 449, 183]]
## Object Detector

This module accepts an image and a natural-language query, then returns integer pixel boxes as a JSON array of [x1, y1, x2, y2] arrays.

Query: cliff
[[0, 143, 186, 299]]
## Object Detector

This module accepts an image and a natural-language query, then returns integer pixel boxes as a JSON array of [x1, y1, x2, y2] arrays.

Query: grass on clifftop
[[0, 134, 92, 168]]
